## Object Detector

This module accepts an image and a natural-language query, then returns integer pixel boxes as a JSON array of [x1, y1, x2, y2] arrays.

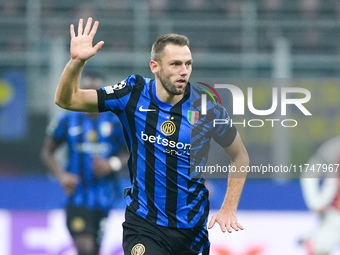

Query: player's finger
[[208, 215, 216, 229], [235, 221, 243, 230], [93, 41, 105, 51], [221, 223, 227, 233], [84, 17, 92, 35], [89, 20, 100, 37], [225, 224, 232, 233], [230, 221, 239, 231], [70, 24, 75, 38], [78, 18, 84, 35]]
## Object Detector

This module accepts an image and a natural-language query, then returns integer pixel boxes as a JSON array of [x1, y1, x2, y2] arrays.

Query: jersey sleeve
[[97, 76, 135, 114], [46, 113, 68, 142], [190, 84, 237, 148], [211, 104, 237, 148]]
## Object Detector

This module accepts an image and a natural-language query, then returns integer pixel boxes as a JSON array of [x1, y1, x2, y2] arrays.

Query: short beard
[[158, 70, 184, 96]]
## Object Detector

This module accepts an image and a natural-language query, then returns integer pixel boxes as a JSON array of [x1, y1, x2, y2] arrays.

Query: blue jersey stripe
[[144, 99, 159, 224]]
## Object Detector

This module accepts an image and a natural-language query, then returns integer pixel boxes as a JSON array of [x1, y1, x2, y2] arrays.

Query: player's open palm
[[70, 17, 104, 61]]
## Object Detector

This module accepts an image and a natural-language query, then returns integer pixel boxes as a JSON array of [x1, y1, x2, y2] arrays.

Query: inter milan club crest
[[131, 243, 145, 255], [188, 111, 199, 125], [161, 117, 176, 136]]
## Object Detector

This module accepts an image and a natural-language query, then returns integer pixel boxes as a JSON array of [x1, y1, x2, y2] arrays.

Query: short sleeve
[[97, 76, 134, 114], [211, 105, 237, 148]]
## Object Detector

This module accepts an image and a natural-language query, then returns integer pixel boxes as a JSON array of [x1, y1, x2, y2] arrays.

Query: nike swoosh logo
[[139, 105, 156, 112]]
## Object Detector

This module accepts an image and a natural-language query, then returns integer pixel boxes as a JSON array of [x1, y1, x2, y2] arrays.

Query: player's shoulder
[[189, 83, 219, 101], [189, 82, 223, 110], [190, 83, 204, 95], [101, 74, 151, 95], [127, 74, 152, 91]]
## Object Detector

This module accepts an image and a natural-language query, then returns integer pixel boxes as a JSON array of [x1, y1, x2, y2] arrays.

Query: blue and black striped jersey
[[97, 75, 236, 228], [47, 111, 125, 211]]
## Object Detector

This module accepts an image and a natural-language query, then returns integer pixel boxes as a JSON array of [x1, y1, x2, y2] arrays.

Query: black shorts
[[66, 204, 107, 244], [122, 209, 210, 255]]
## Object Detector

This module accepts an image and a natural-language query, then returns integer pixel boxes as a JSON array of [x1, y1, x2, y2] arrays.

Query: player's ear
[[150, 60, 159, 74]]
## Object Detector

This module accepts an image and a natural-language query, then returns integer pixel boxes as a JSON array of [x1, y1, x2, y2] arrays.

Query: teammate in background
[[300, 136, 340, 255], [54, 17, 249, 255], [41, 71, 128, 255]]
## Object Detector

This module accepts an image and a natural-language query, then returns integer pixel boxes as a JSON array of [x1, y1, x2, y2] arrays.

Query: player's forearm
[[41, 150, 66, 181], [220, 176, 246, 212], [221, 145, 248, 212], [55, 58, 85, 110]]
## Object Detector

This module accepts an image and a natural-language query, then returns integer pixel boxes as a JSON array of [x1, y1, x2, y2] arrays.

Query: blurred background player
[[300, 136, 340, 255], [41, 71, 128, 255]]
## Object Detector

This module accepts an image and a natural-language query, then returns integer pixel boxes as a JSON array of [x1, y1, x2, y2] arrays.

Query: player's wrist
[[68, 58, 87, 68], [109, 156, 122, 172]]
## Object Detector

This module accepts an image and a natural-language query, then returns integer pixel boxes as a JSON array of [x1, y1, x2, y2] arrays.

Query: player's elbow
[[233, 146, 250, 173], [237, 138, 250, 167], [54, 98, 67, 109], [54, 94, 73, 110], [242, 148, 250, 166]]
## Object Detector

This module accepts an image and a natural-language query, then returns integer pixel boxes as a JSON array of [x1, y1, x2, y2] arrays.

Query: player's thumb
[[94, 41, 104, 52]]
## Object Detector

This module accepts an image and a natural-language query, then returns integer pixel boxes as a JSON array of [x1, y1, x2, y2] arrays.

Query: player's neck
[[155, 80, 184, 106]]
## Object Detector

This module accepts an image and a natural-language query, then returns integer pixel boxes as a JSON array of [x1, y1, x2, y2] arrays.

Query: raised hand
[[70, 17, 104, 62]]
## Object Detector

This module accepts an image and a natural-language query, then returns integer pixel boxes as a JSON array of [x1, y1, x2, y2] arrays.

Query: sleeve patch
[[104, 80, 127, 94], [104, 85, 114, 94]]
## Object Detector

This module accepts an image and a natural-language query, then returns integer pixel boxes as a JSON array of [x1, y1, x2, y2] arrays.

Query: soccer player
[[300, 136, 340, 255], [54, 17, 249, 255], [41, 71, 128, 255]]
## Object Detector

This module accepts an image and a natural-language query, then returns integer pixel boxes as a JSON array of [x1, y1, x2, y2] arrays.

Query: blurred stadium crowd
[[0, 0, 340, 175]]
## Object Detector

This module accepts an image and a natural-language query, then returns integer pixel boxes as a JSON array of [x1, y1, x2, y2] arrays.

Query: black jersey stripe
[[165, 101, 187, 228], [165, 123, 180, 227], [125, 75, 145, 212], [187, 190, 208, 223], [195, 198, 210, 228], [187, 183, 206, 205]]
